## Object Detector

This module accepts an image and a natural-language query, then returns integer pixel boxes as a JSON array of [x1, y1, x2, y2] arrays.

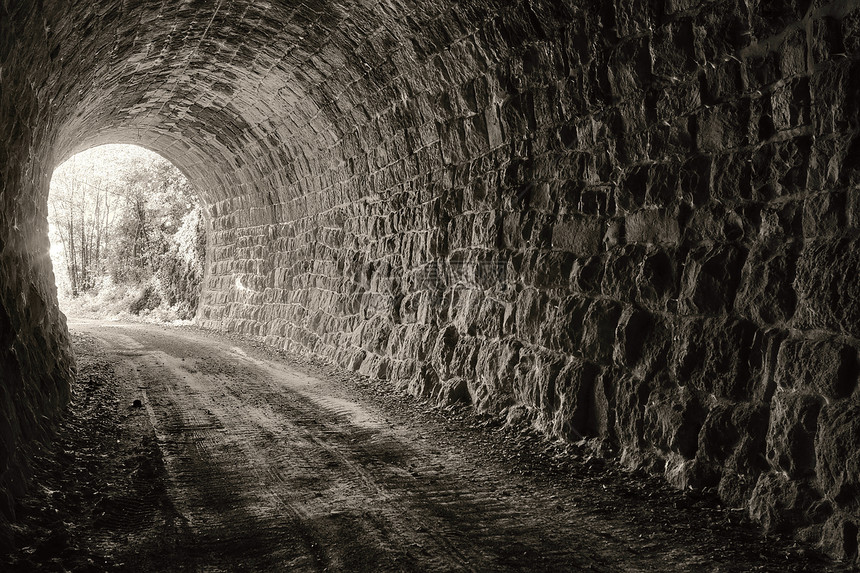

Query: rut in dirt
[[92, 320, 610, 571], [50, 319, 837, 573]]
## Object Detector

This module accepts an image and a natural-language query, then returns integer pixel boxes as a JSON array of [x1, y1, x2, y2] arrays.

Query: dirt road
[[9, 319, 839, 572]]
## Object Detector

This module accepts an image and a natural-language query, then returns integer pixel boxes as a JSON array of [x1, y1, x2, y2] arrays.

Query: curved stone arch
[[4, 0, 860, 560], [53, 129, 237, 206]]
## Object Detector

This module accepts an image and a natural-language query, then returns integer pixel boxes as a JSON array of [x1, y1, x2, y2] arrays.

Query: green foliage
[[49, 145, 205, 320]]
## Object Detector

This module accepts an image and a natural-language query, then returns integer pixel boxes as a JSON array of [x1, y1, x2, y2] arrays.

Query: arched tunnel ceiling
[[7, 0, 860, 562], [48, 0, 489, 208]]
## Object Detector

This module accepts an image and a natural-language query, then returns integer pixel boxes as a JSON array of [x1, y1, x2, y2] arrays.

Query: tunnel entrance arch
[[48, 144, 207, 322]]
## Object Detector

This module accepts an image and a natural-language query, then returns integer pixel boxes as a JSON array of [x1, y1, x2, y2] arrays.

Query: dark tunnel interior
[[2, 0, 860, 560]]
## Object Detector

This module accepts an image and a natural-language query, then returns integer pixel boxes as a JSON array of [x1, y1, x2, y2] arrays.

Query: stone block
[[701, 58, 744, 104], [758, 201, 803, 238], [771, 78, 810, 132], [696, 101, 748, 152], [678, 154, 712, 206], [592, 369, 618, 441], [697, 403, 770, 476], [759, 137, 812, 197], [679, 244, 748, 315], [735, 238, 799, 325], [815, 402, 860, 506], [449, 335, 479, 381], [613, 0, 654, 37], [431, 325, 460, 380], [550, 359, 601, 441], [749, 472, 825, 533], [608, 36, 652, 97], [532, 251, 575, 289], [531, 351, 567, 416], [485, 106, 503, 149], [615, 308, 671, 375], [671, 316, 760, 400], [644, 386, 705, 459], [803, 191, 846, 238], [712, 151, 752, 202], [811, 16, 844, 65], [625, 209, 680, 245], [819, 518, 860, 563], [614, 374, 651, 452], [548, 295, 590, 355], [748, 94, 775, 144], [500, 212, 522, 249], [779, 29, 807, 79], [571, 254, 605, 293], [766, 391, 823, 478], [843, 8, 860, 60], [656, 79, 700, 123], [602, 244, 647, 302], [775, 338, 859, 399], [838, 133, 860, 186], [694, 1, 752, 59], [551, 216, 604, 256], [475, 296, 505, 339], [617, 165, 648, 212], [685, 204, 745, 243], [651, 18, 697, 77], [794, 237, 860, 338], [751, 0, 807, 40], [581, 298, 623, 365], [515, 288, 548, 344]]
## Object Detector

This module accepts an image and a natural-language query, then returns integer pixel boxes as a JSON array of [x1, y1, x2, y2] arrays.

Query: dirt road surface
[[4, 319, 844, 572]]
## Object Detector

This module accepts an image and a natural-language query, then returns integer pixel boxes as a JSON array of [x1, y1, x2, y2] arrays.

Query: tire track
[[87, 324, 611, 571], [76, 320, 791, 573]]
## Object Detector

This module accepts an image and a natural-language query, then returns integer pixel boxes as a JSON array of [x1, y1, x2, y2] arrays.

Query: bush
[[154, 206, 205, 319], [129, 283, 162, 315]]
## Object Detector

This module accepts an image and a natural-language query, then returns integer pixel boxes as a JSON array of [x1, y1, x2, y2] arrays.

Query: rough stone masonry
[[2, 0, 859, 561]]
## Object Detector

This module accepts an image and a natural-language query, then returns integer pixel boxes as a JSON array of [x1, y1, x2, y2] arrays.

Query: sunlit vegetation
[[49, 145, 205, 321]]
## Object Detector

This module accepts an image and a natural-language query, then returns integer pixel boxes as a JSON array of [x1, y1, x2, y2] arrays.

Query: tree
[[49, 152, 118, 295], [48, 145, 204, 318]]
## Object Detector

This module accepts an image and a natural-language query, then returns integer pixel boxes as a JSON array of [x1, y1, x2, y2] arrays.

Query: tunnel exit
[[48, 144, 205, 322]]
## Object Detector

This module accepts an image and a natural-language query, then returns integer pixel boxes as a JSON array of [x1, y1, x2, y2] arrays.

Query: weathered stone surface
[[794, 237, 860, 338], [815, 403, 860, 508], [679, 244, 747, 315], [625, 209, 680, 245], [696, 403, 770, 506], [766, 391, 823, 478], [551, 217, 604, 256], [735, 238, 799, 325], [4, 0, 860, 561], [749, 472, 826, 533], [776, 338, 859, 399], [548, 359, 601, 441], [644, 385, 705, 459], [671, 317, 761, 400]]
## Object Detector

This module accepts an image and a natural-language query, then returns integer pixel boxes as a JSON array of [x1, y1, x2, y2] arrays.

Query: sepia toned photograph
[[1, 0, 858, 570]]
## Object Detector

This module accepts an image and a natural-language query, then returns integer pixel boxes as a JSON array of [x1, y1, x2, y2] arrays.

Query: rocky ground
[[0, 319, 851, 572]]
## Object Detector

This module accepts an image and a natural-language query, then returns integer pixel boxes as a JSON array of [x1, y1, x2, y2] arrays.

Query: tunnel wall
[[0, 3, 76, 542], [196, 0, 860, 557]]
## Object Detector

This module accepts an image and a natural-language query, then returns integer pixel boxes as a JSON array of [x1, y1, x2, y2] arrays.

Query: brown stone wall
[[2, 0, 859, 559]]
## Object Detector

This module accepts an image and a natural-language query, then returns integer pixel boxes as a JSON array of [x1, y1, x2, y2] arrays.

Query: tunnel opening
[[48, 144, 206, 322]]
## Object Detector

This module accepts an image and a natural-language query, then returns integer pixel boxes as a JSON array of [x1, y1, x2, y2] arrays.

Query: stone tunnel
[[2, 0, 860, 560]]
